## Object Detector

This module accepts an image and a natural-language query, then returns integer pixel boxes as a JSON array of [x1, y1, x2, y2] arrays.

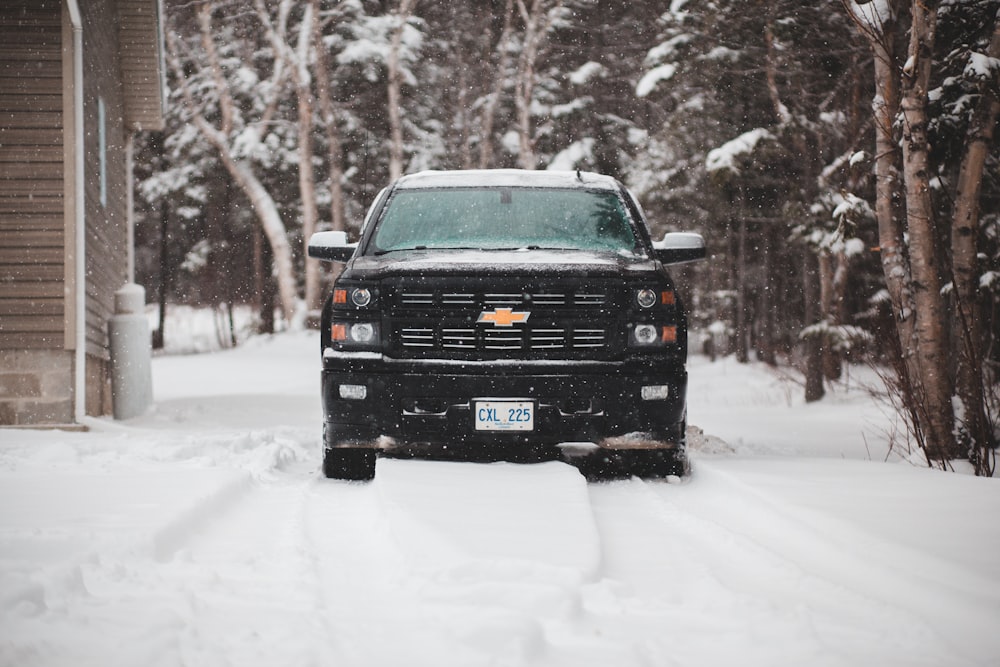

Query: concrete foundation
[[0, 349, 112, 426], [0, 350, 75, 425]]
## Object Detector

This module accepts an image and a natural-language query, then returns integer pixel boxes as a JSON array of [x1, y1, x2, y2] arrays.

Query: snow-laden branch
[[845, 0, 894, 38], [636, 64, 676, 98], [705, 128, 775, 175]]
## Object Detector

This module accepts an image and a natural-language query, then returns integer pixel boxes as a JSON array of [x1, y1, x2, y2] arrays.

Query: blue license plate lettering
[[474, 400, 534, 431]]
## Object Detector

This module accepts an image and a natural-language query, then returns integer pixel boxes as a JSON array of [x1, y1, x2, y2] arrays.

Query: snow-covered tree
[[164, 1, 300, 325], [137, 0, 997, 471], [843, 0, 999, 471], [635, 0, 873, 378]]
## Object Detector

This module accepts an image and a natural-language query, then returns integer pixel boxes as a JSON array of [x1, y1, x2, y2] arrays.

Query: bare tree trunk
[[758, 224, 776, 366], [387, 0, 417, 180], [845, 0, 997, 468], [256, 226, 276, 335], [154, 196, 169, 350], [456, 58, 473, 169], [804, 251, 825, 402], [311, 0, 345, 235], [513, 0, 562, 170], [253, 224, 264, 332], [478, 0, 514, 168], [899, 0, 957, 461], [227, 158, 299, 326], [764, 19, 792, 126], [844, 0, 940, 461], [951, 14, 1000, 472], [294, 4, 321, 313], [514, 0, 540, 169], [850, 4, 918, 353], [734, 215, 749, 364], [817, 251, 837, 380], [165, 19, 300, 324], [514, 0, 542, 169], [256, 0, 322, 313]]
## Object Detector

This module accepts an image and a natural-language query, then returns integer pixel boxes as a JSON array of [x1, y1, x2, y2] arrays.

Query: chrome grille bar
[[400, 328, 435, 347], [442, 328, 476, 348], [400, 293, 434, 305], [573, 329, 606, 348]]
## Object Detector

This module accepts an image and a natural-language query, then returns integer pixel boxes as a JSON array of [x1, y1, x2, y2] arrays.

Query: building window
[[98, 97, 107, 207]]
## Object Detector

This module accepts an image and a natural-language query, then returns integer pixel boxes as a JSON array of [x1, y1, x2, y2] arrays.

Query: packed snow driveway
[[1, 333, 998, 666]]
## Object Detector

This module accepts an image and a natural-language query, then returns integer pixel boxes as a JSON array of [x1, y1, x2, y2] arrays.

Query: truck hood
[[342, 248, 659, 280]]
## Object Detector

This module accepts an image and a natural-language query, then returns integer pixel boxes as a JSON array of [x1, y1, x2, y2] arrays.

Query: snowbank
[[1, 333, 997, 666]]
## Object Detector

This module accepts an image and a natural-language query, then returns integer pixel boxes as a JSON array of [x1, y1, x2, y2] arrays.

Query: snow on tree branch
[[845, 0, 894, 38], [705, 128, 775, 175], [636, 64, 677, 98]]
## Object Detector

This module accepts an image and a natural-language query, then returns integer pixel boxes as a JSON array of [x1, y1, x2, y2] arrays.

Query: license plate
[[473, 400, 535, 431]]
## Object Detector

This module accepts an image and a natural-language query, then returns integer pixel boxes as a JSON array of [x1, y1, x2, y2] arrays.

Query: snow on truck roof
[[394, 169, 621, 191]]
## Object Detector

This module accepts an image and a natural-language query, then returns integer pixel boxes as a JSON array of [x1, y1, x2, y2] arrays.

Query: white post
[[108, 284, 153, 419]]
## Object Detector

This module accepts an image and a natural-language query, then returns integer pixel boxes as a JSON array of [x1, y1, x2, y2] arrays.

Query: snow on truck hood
[[343, 248, 658, 279]]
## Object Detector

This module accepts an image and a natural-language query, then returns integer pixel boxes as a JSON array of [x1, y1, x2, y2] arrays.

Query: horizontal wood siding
[[0, 0, 65, 350], [83, 0, 129, 360]]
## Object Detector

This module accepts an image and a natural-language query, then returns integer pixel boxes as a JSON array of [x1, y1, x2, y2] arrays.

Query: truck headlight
[[350, 322, 376, 344], [331, 321, 380, 349], [636, 289, 657, 309], [351, 288, 373, 307], [633, 324, 659, 345], [629, 324, 679, 347], [332, 285, 378, 309], [635, 289, 675, 309]]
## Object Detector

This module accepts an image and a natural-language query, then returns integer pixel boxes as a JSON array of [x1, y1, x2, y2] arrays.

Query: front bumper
[[321, 351, 687, 450]]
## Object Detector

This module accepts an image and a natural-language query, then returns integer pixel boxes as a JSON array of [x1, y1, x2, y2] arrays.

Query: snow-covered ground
[[1, 330, 998, 667]]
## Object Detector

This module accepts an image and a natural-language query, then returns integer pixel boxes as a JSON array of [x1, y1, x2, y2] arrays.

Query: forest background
[[136, 0, 999, 471]]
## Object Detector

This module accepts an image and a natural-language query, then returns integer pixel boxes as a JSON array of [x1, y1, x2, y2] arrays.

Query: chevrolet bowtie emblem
[[477, 307, 530, 327]]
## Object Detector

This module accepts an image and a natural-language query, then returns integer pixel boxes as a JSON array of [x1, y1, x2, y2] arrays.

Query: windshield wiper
[[374, 245, 487, 255]]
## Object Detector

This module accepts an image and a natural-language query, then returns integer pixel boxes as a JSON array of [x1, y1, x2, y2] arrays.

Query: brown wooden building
[[0, 0, 164, 425]]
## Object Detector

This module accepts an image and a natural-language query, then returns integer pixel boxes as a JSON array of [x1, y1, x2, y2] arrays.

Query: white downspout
[[66, 0, 86, 422], [126, 133, 135, 283]]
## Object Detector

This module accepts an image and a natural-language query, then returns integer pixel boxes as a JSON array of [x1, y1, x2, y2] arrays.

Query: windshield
[[371, 187, 638, 254]]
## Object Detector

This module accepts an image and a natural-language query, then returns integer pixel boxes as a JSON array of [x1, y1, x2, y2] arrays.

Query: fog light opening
[[633, 324, 659, 345], [339, 384, 367, 400], [641, 385, 670, 401], [350, 322, 376, 344]]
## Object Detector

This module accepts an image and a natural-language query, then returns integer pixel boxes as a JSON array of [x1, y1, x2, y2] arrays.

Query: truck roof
[[393, 169, 621, 191]]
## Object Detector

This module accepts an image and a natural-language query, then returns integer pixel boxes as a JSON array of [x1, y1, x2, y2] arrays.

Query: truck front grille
[[397, 289, 607, 309], [398, 325, 608, 354], [387, 279, 618, 360]]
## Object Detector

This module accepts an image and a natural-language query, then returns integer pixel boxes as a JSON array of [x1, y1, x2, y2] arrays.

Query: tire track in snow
[[148, 473, 254, 562], [57, 473, 329, 667], [582, 465, 982, 667], [300, 472, 452, 667], [302, 457, 661, 667], [654, 461, 998, 663], [1, 467, 271, 667]]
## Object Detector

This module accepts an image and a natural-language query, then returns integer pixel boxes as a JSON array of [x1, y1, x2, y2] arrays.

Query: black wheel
[[323, 447, 377, 480], [570, 448, 623, 481], [622, 448, 689, 479]]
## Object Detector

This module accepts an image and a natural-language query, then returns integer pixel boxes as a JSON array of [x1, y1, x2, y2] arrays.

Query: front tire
[[580, 424, 689, 480], [621, 447, 689, 478], [323, 447, 377, 480]]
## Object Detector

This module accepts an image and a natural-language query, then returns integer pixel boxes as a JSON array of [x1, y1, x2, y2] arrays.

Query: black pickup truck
[[308, 169, 705, 480]]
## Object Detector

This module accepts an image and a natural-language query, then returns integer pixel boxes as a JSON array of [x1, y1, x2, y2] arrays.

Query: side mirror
[[308, 231, 356, 263], [652, 232, 706, 265]]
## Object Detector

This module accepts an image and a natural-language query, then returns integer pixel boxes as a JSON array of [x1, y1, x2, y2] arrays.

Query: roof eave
[[118, 0, 165, 132]]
